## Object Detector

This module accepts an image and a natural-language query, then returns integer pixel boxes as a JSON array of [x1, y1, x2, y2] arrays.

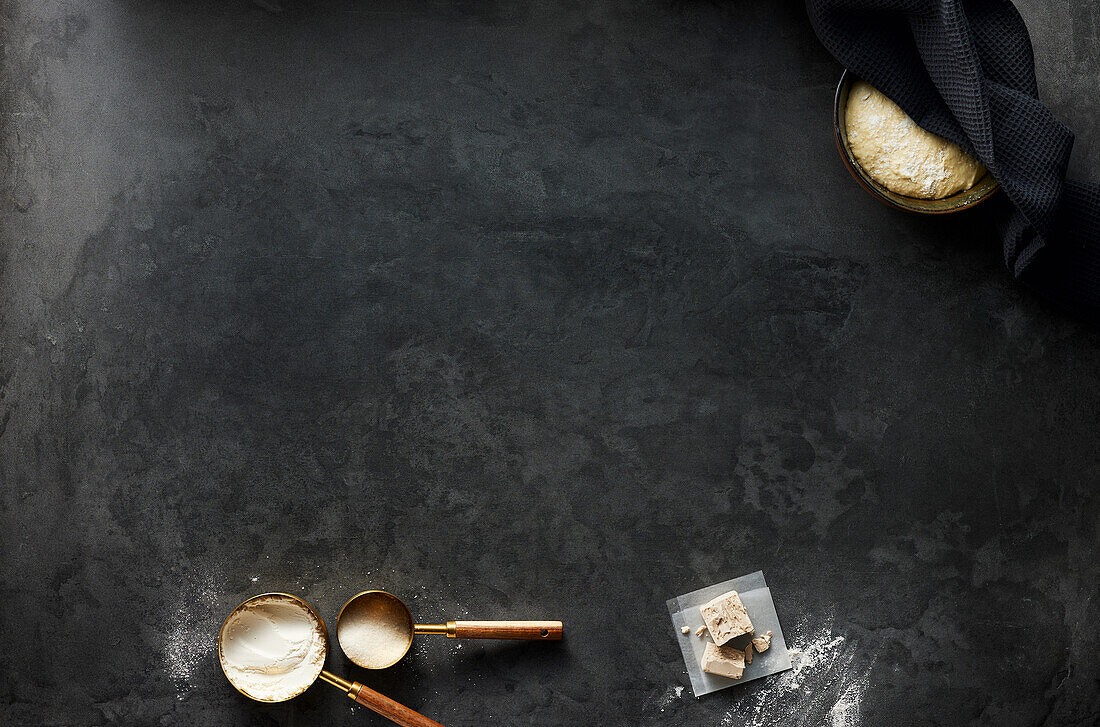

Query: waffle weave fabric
[[807, 0, 1100, 322]]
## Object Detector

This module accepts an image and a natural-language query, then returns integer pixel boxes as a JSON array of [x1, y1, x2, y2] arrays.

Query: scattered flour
[[656, 684, 685, 712], [728, 623, 872, 727], [163, 570, 223, 699], [829, 680, 865, 727]]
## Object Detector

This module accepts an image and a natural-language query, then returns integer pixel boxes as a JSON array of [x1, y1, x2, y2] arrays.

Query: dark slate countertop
[[2, 2, 1098, 726]]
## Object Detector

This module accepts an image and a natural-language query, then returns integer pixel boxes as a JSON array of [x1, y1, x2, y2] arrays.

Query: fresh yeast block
[[700, 642, 745, 680], [699, 590, 754, 645]]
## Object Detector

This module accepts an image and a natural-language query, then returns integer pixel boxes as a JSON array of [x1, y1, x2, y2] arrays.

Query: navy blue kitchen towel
[[807, 0, 1100, 323]]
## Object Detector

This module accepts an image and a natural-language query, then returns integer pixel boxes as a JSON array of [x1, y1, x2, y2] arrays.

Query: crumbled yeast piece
[[744, 642, 753, 664], [701, 642, 745, 679], [751, 630, 772, 654], [699, 590, 754, 645], [681, 625, 690, 635], [695, 626, 707, 637]]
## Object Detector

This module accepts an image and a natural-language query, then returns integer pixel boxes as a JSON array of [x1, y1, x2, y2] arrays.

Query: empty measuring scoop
[[337, 590, 564, 669], [218, 592, 446, 727]]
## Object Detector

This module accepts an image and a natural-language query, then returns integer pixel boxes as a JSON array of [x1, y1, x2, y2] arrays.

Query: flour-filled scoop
[[336, 590, 564, 669], [218, 592, 446, 727]]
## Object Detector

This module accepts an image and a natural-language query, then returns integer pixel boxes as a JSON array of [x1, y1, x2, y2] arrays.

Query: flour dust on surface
[[162, 569, 225, 700], [736, 621, 872, 727]]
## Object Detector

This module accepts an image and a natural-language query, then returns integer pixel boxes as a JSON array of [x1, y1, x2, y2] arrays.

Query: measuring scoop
[[336, 590, 564, 669], [218, 592, 445, 727]]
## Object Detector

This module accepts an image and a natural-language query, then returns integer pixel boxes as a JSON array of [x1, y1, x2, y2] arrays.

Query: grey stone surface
[[1, 1, 1099, 725]]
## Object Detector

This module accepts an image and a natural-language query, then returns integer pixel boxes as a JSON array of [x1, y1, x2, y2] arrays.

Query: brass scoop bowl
[[337, 590, 564, 669], [218, 592, 445, 727]]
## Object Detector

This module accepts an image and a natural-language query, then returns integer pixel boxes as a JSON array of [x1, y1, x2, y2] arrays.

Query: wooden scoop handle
[[450, 620, 563, 640], [350, 682, 446, 727]]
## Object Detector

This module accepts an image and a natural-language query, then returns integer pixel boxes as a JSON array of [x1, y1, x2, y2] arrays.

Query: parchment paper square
[[666, 571, 792, 697]]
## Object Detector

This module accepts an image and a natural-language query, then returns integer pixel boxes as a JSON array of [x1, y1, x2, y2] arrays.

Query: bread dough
[[845, 80, 986, 199]]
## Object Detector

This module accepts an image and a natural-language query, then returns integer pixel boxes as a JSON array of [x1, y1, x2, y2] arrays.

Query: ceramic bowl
[[833, 70, 999, 214]]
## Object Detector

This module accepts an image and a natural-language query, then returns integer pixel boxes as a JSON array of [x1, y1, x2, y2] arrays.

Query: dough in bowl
[[846, 80, 986, 200]]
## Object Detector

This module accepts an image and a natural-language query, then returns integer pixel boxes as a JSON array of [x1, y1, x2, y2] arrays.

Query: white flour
[[337, 600, 411, 669], [732, 624, 871, 727], [163, 572, 221, 698], [219, 595, 327, 702], [656, 685, 685, 711], [829, 680, 865, 727]]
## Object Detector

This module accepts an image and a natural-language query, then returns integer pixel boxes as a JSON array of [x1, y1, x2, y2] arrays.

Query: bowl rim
[[833, 70, 999, 215]]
